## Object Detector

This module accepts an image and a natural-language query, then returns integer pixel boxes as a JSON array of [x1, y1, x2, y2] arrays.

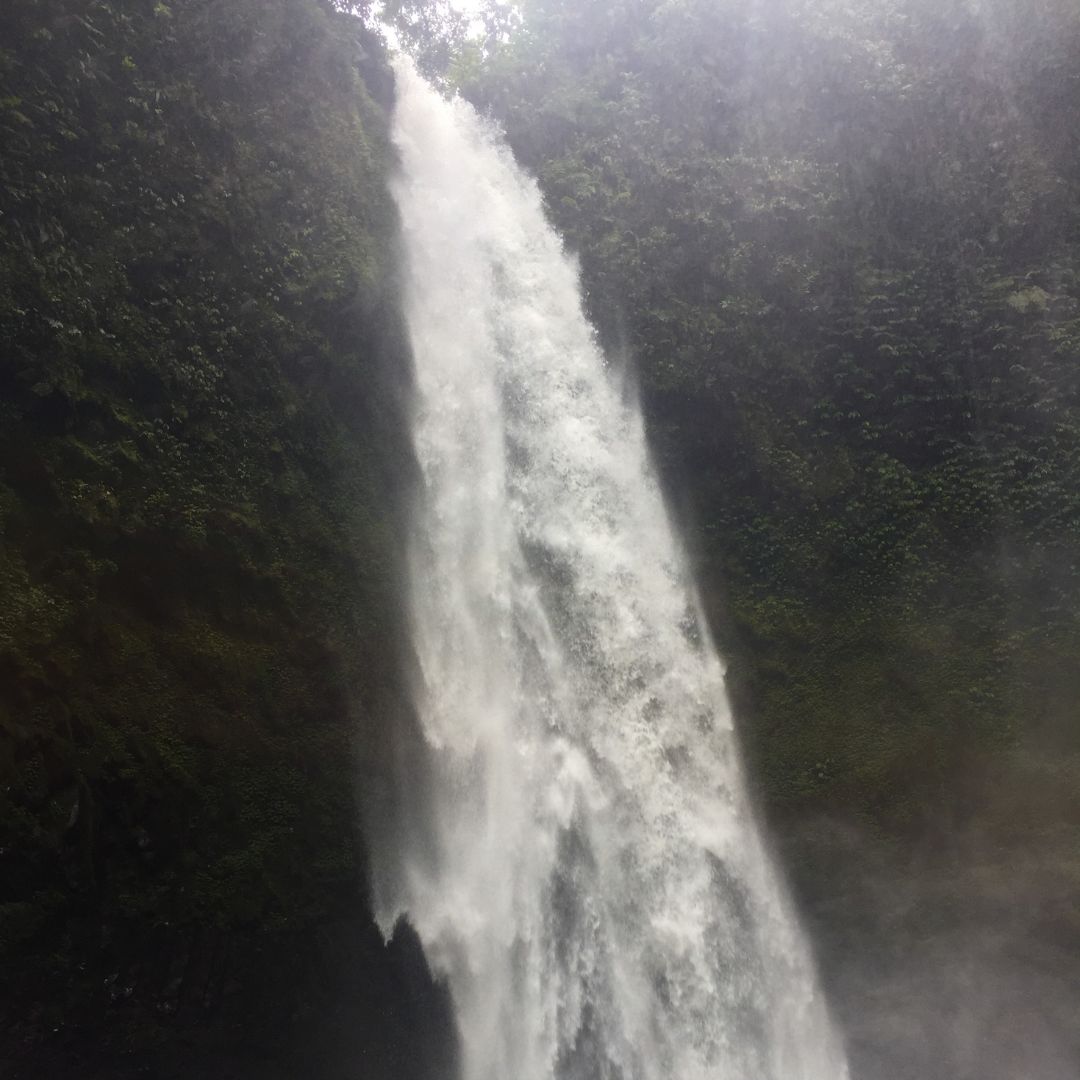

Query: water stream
[[371, 60, 849, 1080]]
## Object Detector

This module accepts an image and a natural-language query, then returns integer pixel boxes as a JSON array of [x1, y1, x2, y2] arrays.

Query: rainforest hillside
[[1, 2, 451, 1076], [451, 2, 1080, 1076]]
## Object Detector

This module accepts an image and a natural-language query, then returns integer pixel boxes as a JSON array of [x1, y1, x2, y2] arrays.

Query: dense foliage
[[452, 1, 1080, 1075], [0, 2, 455, 1076], [460, 0, 1080, 819], [3, 0, 1079, 1076]]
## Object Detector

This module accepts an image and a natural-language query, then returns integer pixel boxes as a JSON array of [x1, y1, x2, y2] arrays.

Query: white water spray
[[372, 61, 849, 1080]]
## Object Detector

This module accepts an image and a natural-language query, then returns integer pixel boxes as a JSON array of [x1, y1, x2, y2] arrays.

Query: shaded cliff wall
[[0, 2, 455, 1076]]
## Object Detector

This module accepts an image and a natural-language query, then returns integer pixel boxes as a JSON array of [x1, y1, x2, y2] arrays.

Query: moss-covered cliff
[[4, 0, 1079, 1077], [0, 2, 455, 1075], [452, 1, 1080, 1075]]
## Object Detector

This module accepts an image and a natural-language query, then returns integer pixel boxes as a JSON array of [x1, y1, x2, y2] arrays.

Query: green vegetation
[[0, 2, 448, 1075], [3, 0, 1079, 1076], [457, 0, 1080, 825], [452, 2, 1080, 1074]]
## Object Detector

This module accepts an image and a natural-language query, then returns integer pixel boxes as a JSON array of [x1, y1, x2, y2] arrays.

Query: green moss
[[0, 0, 412, 1049]]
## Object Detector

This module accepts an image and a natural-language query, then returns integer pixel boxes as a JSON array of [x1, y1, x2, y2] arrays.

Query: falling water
[[371, 61, 849, 1080]]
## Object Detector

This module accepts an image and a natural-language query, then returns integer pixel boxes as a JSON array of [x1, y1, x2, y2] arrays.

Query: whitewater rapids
[[370, 60, 849, 1080]]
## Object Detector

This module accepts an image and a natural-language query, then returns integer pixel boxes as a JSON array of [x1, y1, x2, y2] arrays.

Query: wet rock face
[[0, 2, 424, 1074]]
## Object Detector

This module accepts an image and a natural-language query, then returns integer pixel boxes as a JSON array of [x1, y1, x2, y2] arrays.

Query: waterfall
[[371, 60, 850, 1080]]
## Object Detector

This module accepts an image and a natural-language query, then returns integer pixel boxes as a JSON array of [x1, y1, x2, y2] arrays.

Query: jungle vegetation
[[449, 4, 1080, 1074], [2, 1, 1079, 1078]]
